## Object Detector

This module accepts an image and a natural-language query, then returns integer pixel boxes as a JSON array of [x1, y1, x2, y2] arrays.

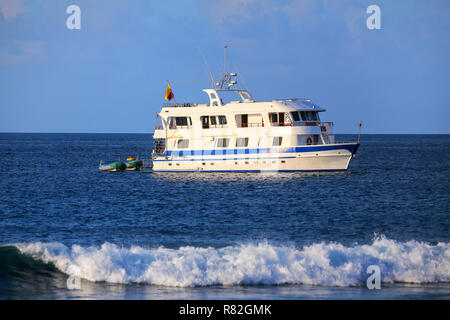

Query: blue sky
[[0, 0, 449, 133]]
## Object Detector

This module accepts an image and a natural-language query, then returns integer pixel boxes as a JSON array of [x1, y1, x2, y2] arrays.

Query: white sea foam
[[14, 237, 450, 287]]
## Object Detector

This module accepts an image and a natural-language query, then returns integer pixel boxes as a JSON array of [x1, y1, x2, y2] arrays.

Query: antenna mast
[[223, 45, 227, 78], [217, 45, 237, 89]]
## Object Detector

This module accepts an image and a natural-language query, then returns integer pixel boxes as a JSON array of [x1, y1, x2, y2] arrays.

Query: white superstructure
[[152, 70, 360, 172]]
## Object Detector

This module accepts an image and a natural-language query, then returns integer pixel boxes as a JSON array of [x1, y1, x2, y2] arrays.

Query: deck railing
[[155, 124, 193, 130], [270, 121, 334, 127], [155, 121, 334, 130], [163, 102, 195, 108], [203, 124, 228, 129], [295, 121, 334, 127], [236, 122, 264, 128]]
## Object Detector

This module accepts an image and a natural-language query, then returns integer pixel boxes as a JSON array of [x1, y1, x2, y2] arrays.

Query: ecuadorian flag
[[164, 82, 174, 101]]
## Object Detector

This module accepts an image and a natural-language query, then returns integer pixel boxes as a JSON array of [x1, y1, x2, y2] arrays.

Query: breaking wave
[[5, 237, 450, 287]]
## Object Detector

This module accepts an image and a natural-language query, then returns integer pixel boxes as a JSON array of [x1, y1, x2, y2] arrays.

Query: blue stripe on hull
[[154, 143, 359, 158], [153, 156, 297, 162]]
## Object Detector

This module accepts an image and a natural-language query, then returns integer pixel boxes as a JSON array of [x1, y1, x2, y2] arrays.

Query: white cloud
[[345, 6, 365, 37], [0, 40, 46, 66], [202, 0, 369, 37], [275, 0, 317, 27], [200, 0, 274, 28], [0, 0, 26, 21]]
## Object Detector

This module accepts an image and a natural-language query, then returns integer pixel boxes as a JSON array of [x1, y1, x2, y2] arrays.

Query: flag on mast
[[164, 82, 174, 101]]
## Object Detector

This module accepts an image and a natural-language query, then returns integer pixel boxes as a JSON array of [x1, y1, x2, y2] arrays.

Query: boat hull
[[152, 142, 359, 172]]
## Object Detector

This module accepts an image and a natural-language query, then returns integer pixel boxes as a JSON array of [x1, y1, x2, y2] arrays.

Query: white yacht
[[152, 67, 360, 172]]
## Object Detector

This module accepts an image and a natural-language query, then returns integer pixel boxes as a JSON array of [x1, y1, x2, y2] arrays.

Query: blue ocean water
[[0, 133, 449, 299]]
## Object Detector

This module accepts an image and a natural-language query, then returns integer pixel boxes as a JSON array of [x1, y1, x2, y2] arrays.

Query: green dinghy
[[125, 159, 143, 171], [99, 161, 127, 172]]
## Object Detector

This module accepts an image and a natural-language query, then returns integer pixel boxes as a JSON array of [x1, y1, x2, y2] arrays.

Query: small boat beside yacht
[[99, 161, 126, 172], [99, 156, 143, 172], [125, 156, 143, 171]]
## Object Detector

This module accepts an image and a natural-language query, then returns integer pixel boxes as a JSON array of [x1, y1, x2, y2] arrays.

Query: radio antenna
[[357, 121, 362, 143], [223, 45, 228, 78]]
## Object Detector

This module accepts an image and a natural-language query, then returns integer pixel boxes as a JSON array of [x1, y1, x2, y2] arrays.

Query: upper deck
[[154, 70, 332, 139], [162, 88, 325, 112]]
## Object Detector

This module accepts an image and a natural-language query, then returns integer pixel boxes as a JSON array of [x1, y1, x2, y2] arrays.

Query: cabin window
[[314, 135, 320, 145], [201, 116, 209, 129], [169, 116, 191, 128], [236, 137, 249, 147], [297, 135, 321, 145], [177, 139, 189, 149], [202, 115, 226, 128], [240, 114, 248, 127], [297, 135, 304, 145], [175, 117, 189, 126], [300, 111, 308, 121], [272, 137, 282, 146], [291, 111, 300, 122], [216, 138, 229, 148], [236, 113, 263, 127], [269, 112, 285, 126], [269, 113, 278, 123], [218, 115, 227, 125], [300, 111, 319, 121], [279, 113, 285, 125]]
